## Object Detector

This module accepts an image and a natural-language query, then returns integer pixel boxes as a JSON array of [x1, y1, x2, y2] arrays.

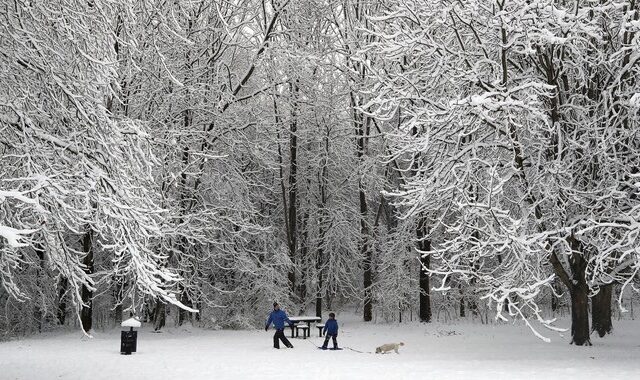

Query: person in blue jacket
[[265, 302, 293, 349], [321, 312, 339, 349]]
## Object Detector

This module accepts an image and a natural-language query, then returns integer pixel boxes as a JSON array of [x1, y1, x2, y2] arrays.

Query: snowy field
[[1, 316, 639, 380]]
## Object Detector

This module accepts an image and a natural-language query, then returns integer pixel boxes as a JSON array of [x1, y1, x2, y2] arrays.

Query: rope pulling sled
[[305, 338, 373, 354]]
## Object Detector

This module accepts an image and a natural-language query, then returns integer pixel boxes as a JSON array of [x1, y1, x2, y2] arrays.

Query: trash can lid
[[121, 317, 142, 328]]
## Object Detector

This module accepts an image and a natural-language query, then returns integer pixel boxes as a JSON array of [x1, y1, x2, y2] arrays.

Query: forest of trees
[[1, 0, 638, 347]]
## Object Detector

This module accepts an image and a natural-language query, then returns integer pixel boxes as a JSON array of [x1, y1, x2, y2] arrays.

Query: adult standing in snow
[[265, 302, 294, 349]]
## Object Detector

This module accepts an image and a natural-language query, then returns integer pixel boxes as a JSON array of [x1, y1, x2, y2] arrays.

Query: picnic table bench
[[288, 316, 321, 338], [295, 325, 309, 339]]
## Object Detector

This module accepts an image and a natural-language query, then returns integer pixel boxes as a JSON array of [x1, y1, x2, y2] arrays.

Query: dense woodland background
[[1, 0, 639, 347]]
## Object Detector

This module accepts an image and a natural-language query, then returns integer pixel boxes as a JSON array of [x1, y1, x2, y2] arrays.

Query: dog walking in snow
[[375, 342, 404, 354]]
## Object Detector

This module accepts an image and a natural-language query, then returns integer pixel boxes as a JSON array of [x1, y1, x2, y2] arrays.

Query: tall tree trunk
[[298, 210, 309, 307], [33, 242, 46, 332], [176, 101, 194, 327], [360, 181, 372, 322], [114, 305, 123, 326], [416, 215, 432, 323], [113, 277, 124, 325], [351, 91, 372, 322], [315, 258, 323, 318], [177, 242, 193, 326], [551, 280, 559, 313], [195, 301, 201, 322], [459, 284, 466, 318], [178, 288, 193, 326], [342, 0, 373, 322], [591, 284, 613, 337], [80, 228, 94, 333], [551, 295, 558, 312], [287, 80, 300, 294], [567, 236, 591, 346], [315, 220, 326, 318], [274, 96, 296, 295], [176, 149, 192, 328], [57, 277, 68, 325], [315, 130, 330, 319], [153, 301, 166, 331], [570, 284, 590, 345]]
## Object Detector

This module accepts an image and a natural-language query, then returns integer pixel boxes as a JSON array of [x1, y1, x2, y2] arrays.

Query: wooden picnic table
[[288, 316, 321, 338]]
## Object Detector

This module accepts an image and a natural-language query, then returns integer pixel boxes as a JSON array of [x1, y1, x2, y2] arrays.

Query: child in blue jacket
[[321, 312, 339, 349], [265, 302, 293, 349]]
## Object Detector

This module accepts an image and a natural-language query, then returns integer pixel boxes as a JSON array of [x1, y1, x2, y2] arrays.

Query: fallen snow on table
[[1, 316, 639, 380]]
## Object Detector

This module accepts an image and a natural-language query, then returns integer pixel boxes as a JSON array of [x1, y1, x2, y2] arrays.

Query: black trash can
[[120, 317, 141, 355], [120, 328, 137, 355]]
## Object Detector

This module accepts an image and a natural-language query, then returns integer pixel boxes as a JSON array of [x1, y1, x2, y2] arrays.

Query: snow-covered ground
[[1, 315, 639, 380]]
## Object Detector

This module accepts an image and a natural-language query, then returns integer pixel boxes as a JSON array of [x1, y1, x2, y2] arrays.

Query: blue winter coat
[[323, 318, 338, 335], [266, 309, 292, 330]]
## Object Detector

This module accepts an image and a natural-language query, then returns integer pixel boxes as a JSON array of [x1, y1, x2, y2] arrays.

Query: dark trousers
[[273, 328, 292, 348], [322, 333, 338, 349]]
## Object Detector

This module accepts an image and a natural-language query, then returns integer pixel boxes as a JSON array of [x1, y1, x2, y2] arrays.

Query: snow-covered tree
[[0, 0, 196, 333], [363, 0, 640, 345]]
